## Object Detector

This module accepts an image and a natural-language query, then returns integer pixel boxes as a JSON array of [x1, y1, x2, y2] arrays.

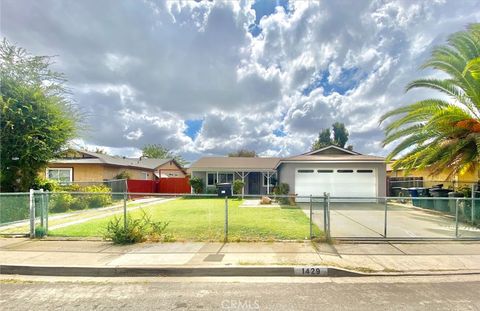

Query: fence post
[[45, 190, 49, 234], [39, 189, 44, 228], [324, 193, 331, 241], [123, 191, 127, 229], [29, 189, 35, 238], [472, 184, 475, 224], [309, 195, 313, 239], [455, 198, 459, 238], [384, 198, 388, 238], [224, 196, 228, 242]]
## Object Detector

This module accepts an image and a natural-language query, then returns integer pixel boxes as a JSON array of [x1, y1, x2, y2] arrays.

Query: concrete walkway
[[1, 238, 480, 275]]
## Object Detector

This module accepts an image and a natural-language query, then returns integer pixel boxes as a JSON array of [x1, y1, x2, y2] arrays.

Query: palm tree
[[381, 24, 480, 178]]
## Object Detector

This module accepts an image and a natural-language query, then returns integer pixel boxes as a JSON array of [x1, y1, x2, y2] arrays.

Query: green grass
[[49, 198, 322, 241]]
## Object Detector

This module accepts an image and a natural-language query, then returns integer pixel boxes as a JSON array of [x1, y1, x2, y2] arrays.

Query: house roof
[[280, 145, 385, 164], [189, 157, 281, 171], [51, 149, 179, 171], [280, 154, 386, 163], [189, 145, 385, 171]]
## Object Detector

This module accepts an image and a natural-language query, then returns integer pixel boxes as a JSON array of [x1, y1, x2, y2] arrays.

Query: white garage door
[[295, 168, 376, 200]]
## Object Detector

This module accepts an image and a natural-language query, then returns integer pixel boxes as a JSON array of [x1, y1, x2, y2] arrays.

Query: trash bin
[[391, 187, 403, 197], [407, 187, 429, 207], [216, 183, 232, 197], [448, 192, 464, 215], [429, 188, 450, 212]]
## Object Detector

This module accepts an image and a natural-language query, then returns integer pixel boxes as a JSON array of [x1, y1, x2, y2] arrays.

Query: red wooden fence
[[127, 177, 190, 194]]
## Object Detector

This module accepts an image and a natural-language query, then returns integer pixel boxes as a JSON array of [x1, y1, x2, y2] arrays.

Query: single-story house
[[43, 149, 186, 183], [387, 163, 479, 192], [189, 145, 387, 199]]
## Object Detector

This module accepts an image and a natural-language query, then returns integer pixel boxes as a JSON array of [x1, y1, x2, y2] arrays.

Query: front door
[[248, 172, 261, 195]]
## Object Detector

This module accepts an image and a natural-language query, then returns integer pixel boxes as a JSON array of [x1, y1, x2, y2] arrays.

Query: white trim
[[303, 145, 360, 156], [279, 160, 385, 164], [46, 167, 73, 182]]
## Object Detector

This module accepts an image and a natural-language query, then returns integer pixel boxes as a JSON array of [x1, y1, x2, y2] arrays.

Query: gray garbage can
[[430, 188, 450, 212]]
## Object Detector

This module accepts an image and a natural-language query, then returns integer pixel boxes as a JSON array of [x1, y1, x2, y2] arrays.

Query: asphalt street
[[1, 275, 479, 310]]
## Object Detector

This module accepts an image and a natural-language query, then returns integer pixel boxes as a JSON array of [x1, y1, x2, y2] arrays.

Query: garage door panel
[[295, 168, 376, 201]]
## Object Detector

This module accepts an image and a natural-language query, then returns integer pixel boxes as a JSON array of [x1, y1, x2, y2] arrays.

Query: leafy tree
[[228, 149, 257, 157], [141, 144, 186, 166], [332, 122, 349, 148], [311, 128, 332, 150], [381, 24, 480, 177], [0, 39, 78, 191], [311, 123, 350, 150]]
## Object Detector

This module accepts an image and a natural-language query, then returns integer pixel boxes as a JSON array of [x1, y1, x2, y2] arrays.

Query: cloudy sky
[[2, 0, 479, 161]]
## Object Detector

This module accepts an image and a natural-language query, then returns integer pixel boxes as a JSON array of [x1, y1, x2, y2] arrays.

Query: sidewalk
[[1, 238, 480, 276]]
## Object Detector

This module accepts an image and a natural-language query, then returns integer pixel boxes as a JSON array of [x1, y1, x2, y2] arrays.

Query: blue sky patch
[[249, 0, 289, 37], [302, 67, 363, 96], [184, 119, 203, 139], [273, 128, 286, 137]]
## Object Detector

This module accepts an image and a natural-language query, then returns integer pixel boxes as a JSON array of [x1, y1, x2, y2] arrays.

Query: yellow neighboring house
[[387, 162, 479, 186], [42, 149, 186, 183]]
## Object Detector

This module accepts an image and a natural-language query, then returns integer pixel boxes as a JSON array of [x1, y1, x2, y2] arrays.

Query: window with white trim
[[207, 173, 233, 186], [263, 175, 275, 186], [207, 173, 217, 186], [141, 172, 149, 180], [46, 168, 72, 183]]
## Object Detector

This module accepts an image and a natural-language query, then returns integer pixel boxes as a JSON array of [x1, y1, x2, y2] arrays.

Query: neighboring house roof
[[51, 149, 183, 171], [189, 157, 281, 171]]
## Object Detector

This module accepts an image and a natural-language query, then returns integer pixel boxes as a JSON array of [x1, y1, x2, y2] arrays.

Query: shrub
[[32, 177, 59, 191], [274, 183, 290, 205], [189, 177, 204, 194], [84, 185, 112, 208], [114, 171, 131, 180], [69, 197, 88, 210], [50, 193, 75, 213], [35, 226, 47, 238], [103, 210, 171, 244], [57, 183, 82, 192], [206, 187, 217, 194], [233, 179, 245, 194]]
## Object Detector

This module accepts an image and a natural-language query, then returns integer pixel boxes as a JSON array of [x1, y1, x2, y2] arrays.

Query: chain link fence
[[1, 190, 480, 240]]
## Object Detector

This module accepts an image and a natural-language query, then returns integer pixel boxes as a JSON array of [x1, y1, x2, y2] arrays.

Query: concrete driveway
[[305, 201, 480, 239]]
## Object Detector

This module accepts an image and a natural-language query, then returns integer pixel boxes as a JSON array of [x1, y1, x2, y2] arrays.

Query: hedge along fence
[[49, 185, 117, 214], [0, 193, 30, 224]]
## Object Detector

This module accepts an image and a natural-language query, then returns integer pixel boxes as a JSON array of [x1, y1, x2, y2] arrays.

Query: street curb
[[0, 264, 361, 277]]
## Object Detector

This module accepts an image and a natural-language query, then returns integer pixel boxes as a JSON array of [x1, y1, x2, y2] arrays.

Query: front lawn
[[49, 198, 322, 241]]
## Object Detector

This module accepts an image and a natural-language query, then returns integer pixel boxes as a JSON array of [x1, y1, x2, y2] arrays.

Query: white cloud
[[2, 0, 480, 160]]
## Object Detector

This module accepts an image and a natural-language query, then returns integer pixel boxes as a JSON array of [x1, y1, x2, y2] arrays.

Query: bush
[[274, 183, 291, 205], [233, 179, 245, 195], [189, 177, 203, 194], [69, 197, 88, 210], [35, 226, 47, 238], [114, 171, 131, 180], [206, 187, 217, 194], [84, 185, 112, 208], [32, 177, 59, 191], [103, 210, 171, 244], [50, 193, 75, 213]]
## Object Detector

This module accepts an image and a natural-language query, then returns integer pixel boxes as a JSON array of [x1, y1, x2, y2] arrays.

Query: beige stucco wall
[[44, 164, 105, 181], [45, 161, 186, 182]]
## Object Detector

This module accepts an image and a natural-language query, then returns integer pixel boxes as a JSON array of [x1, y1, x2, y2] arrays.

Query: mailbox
[[217, 183, 232, 197]]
